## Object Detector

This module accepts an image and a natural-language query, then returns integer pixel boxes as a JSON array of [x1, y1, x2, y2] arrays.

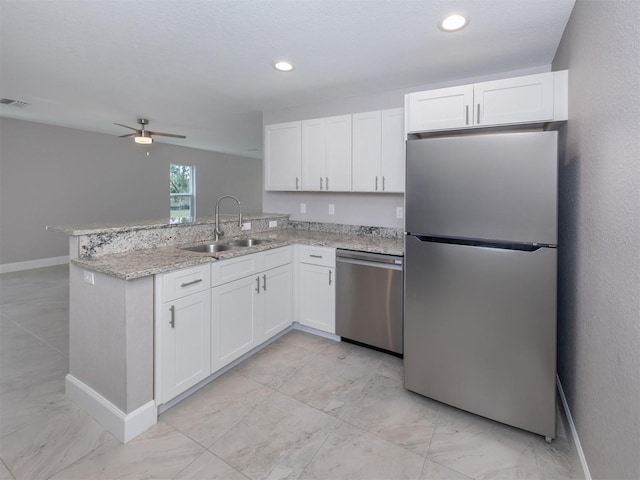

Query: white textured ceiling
[[0, 0, 575, 158]]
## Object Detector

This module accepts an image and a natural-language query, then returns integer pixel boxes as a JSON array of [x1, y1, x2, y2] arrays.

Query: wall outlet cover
[[241, 222, 251, 231], [83, 270, 95, 285], [269, 220, 277, 228], [329, 204, 335, 215], [396, 207, 404, 219], [300, 203, 306, 214]]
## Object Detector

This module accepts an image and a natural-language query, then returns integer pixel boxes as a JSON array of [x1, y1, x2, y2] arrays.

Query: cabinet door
[[211, 275, 259, 371], [406, 85, 473, 133], [265, 122, 302, 191], [380, 108, 405, 193], [352, 111, 382, 192], [298, 264, 335, 334], [161, 290, 211, 403], [325, 115, 352, 191], [301, 118, 326, 191], [474, 72, 554, 126], [261, 264, 293, 341]]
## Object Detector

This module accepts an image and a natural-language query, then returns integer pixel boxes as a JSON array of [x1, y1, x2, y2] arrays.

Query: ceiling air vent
[[0, 98, 29, 107]]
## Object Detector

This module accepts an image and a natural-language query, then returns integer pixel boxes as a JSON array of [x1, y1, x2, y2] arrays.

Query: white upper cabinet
[[380, 108, 405, 193], [407, 85, 474, 132], [352, 111, 382, 192], [302, 115, 351, 191], [266, 108, 404, 193], [406, 71, 568, 134], [353, 108, 404, 192], [265, 121, 302, 191], [474, 73, 554, 126]]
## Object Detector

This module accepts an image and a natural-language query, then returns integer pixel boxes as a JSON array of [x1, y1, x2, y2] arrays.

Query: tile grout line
[[0, 456, 15, 480]]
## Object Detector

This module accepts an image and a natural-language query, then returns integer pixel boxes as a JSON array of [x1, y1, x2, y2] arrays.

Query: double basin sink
[[180, 238, 269, 255]]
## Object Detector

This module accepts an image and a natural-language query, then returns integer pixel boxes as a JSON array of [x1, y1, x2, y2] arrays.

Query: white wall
[[552, 1, 640, 479], [0, 118, 262, 265], [262, 65, 551, 228]]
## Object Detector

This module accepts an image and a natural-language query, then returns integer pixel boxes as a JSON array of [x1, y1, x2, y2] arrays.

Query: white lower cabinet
[[211, 247, 293, 372], [211, 274, 260, 371], [262, 264, 293, 339], [296, 246, 336, 334], [159, 289, 211, 403], [155, 245, 308, 405]]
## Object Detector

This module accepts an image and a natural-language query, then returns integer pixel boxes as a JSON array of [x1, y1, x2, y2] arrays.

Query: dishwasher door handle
[[336, 257, 403, 271]]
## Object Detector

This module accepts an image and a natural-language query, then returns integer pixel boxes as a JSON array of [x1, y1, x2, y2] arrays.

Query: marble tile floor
[[0, 265, 583, 480]]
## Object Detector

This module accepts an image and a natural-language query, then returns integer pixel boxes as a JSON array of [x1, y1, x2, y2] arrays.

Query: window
[[170, 164, 195, 220]]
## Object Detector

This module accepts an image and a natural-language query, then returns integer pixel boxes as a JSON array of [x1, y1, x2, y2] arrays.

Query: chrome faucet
[[214, 195, 242, 241]]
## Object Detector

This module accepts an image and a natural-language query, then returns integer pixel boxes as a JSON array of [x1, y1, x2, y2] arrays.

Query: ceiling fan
[[114, 118, 186, 145]]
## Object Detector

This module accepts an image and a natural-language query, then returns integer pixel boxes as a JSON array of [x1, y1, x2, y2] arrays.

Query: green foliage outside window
[[170, 164, 195, 219]]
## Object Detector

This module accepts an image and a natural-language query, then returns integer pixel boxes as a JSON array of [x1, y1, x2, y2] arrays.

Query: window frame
[[170, 163, 196, 220]]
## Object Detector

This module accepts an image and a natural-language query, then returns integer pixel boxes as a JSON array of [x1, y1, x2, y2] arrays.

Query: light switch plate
[[396, 207, 404, 219], [329, 204, 335, 215], [269, 220, 277, 228], [241, 222, 251, 231], [300, 203, 306, 214]]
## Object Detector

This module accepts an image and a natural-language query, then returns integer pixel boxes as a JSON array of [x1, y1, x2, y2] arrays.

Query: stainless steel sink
[[181, 243, 233, 253], [230, 238, 266, 247]]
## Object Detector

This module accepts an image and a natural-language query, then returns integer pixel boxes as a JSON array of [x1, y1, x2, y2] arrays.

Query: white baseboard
[[293, 322, 341, 341], [557, 375, 592, 480], [0, 255, 69, 274], [66, 374, 157, 443]]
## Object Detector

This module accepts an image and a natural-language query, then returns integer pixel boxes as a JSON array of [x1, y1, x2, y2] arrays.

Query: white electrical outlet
[[396, 207, 404, 219], [328, 204, 335, 215], [300, 203, 306, 214], [241, 222, 251, 231], [83, 270, 95, 285], [269, 220, 277, 228]]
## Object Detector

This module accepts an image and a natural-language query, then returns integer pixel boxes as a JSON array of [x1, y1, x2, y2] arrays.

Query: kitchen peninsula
[[48, 214, 403, 443]]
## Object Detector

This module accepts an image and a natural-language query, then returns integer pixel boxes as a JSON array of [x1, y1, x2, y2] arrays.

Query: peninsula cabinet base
[[65, 374, 157, 443]]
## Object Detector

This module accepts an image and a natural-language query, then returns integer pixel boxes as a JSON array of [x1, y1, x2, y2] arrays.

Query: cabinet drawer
[[298, 245, 335, 267], [212, 254, 260, 286], [263, 246, 292, 270], [161, 264, 211, 302]]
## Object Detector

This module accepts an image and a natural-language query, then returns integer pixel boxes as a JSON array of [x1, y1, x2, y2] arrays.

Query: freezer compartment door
[[406, 131, 558, 245], [404, 235, 556, 438]]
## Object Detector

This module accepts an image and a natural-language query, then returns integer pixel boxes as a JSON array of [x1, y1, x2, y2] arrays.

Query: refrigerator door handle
[[411, 235, 551, 252]]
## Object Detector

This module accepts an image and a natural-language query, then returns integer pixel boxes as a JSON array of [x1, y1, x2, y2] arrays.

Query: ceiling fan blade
[[148, 131, 187, 139], [114, 122, 138, 131], [118, 133, 136, 138]]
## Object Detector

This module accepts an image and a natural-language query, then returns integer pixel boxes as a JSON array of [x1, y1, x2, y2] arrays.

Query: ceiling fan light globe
[[134, 135, 152, 144]]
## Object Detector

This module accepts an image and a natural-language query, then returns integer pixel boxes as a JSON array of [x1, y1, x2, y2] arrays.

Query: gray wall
[[552, 1, 640, 479], [0, 118, 262, 265], [262, 65, 551, 228]]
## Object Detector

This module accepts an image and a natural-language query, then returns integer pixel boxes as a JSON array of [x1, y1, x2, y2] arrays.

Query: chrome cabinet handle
[[326, 177, 329, 190], [375, 176, 379, 191], [296, 177, 299, 190], [320, 177, 323, 190], [310, 254, 323, 258], [382, 176, 386, 191], [255, 276, 260, 293], [169, 305, 175, 328], [477, 104, 481, 124], [180, 278, 202, 287], [466, 105, 469, 125], [328, 270, 332, 285], [262, 274, 267, 291]]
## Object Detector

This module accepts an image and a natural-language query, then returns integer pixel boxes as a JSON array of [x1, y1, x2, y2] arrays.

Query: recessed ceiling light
[[439, 14, 468, 32], [274, 61, 294, 72]]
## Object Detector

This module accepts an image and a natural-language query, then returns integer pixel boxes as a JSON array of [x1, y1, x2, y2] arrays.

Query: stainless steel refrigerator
[[404, 131, 557, 439]]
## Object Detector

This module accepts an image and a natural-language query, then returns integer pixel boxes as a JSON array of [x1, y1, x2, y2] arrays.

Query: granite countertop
[[47, 213, 289, 236], [72, 229, 404, 280]]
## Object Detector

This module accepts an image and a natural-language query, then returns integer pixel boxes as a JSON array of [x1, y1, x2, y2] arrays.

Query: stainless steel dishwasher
[[336, 249, 404, 354]]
